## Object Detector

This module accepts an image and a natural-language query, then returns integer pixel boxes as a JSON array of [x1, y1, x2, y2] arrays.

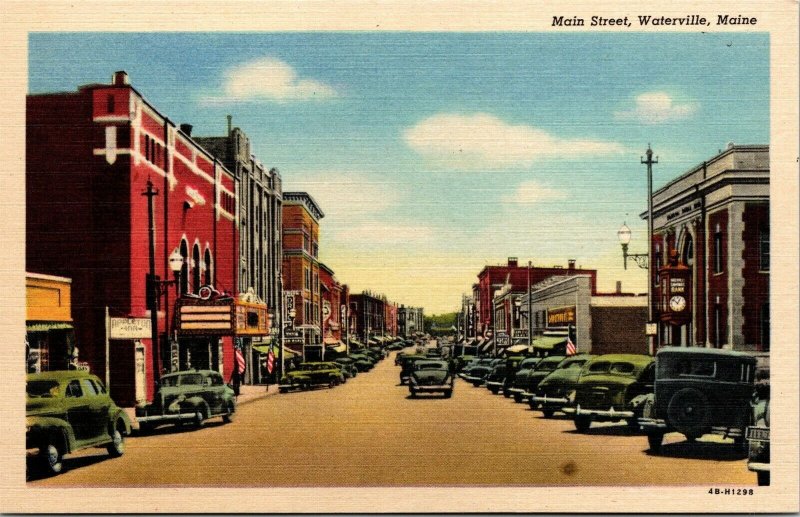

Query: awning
[[252, 344, 299, 358], [27, 322, 73, 332], [479, 338, 495, 353], [326, 343, 347, 354], [531, 335, 567, 352], [506, 344, 531, 354]]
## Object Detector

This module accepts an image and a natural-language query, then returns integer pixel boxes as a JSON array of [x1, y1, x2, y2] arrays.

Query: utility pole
[[142, 179, 161, 391], [642, 145, 658, 356], [527, 260, 532, 346]]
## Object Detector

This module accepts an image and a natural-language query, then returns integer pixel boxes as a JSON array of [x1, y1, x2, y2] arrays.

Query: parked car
[[507, 357, 543, 402], [333, 358, 358, 379], [279, 362, 345, 393], [484, 355, 525, 395], [519, 355, 567, 403], [136, 369, 236, 432], [747, 357, 770, 486], [568, 353, 655, 432], [460, 357, 502, 387], [409, 359, 454, 398], [26, 370, 132, 476], [398, 354, 428, 384], [452, 354, 476, 373], [638, 347, 757, 451], [500, 355, 532, 397], [530, 354, 594, 417], [349, 352, 376, 371], [385, 341, 406, 352]]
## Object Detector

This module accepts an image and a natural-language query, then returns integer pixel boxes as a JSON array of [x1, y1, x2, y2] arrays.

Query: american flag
[[566, 335, 577, 356], [266, 350, 276, 374]]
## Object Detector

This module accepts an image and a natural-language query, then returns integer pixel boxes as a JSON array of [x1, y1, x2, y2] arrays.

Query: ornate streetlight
[[618, 222, 648, 270]]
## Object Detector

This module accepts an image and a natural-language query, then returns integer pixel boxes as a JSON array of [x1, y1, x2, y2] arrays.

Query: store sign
[[659, 264, 692, 326], [177, 298, 269, 336], [547, 306, 576, 328], [512, 329, 528, 338], [496, 333, 510, 346], [109, 317, 152, 339], [235, 301, 270, 336]]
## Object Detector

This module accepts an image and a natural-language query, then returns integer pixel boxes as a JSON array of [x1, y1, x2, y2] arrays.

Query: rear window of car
[[180, 374, 203, 386], [587, 361, 610, 374], [610, 362, 635, 375], [160, 376, 179, 387], [658, 357, 716, 379], [27, 380, 60, 397]]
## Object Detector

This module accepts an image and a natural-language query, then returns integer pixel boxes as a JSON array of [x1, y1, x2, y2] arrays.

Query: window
[[66, 380, 82, 398], [81, 379, 98, 396], [107, 94, 115, 113], [192, 244, 201, 293], [304, 268, 310, 290], [682, 235, 694, 267], [760, 226, 769, 271], [204, 249, 213, 286], [179, 240, 189, 295], [713, 227, 723, 274]]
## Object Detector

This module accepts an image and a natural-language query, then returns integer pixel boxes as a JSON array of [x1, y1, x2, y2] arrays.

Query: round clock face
[[670, 295, 687, 312]]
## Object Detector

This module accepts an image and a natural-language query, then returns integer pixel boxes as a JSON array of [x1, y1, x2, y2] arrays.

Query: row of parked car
[[454, 345, 770, 486], [278, 339, 412, 393]]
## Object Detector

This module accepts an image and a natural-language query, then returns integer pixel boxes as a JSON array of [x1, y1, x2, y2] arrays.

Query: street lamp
[[341, 304, 349, 355], [618, 222, 648, 270]]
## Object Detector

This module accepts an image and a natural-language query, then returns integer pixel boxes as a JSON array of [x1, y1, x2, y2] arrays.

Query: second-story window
[[760, 225, 770, 271], [714, 226, 723, 274]]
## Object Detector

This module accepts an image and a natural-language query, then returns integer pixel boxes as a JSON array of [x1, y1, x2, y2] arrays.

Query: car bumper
[[574, 405, 634, 419], [411, 384, 453, 392], [136, 412, 199, 424], [530, 394, 570, 406], [461, 375, 485, 384], [485, 381, 503, 389], [638, 417, 669, 429], [747, 461, 770, 473]]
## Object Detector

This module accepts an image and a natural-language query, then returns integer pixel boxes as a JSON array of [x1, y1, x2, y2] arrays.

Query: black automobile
[[507, 357, 543, 402], [459, 358, 502, 387], [519, 355, 567, 404], [398, 354, 429, 385], [484, 355, 525, 395], [639, 347, 758, 451], [409, 359, 454, 398]]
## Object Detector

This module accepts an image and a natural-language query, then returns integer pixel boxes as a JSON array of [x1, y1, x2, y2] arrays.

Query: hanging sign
[[109, 317, 152, 339]]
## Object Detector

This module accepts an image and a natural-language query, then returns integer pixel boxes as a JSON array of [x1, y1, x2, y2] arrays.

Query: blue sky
[[29, 32, 769, 313]]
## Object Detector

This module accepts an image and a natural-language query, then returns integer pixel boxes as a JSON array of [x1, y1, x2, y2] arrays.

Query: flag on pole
[[266, 350, 276, 374], [566, 325, 577, 356]]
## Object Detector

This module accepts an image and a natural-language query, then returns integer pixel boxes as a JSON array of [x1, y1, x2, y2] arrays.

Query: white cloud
[[198, 57, 337, 104], [287, 171, 404, 219], [614, 92, 698, 124], [334, 223, 434, 245], [403, 113, 626, 169], [502, 180, 567, 204]]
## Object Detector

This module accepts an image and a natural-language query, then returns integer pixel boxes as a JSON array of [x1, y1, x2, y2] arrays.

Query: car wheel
[[757, 471, 770, 486], [667, 387, 709, 438], [542, 408, 555, 418], [502, 389, 511, 398], [444, 390, 453, 399], [39, 441, 64, 476], [409, 388, 417, 398], [107, 425, 125, 457], [489, 387, 499, 395], [626, 418, 641, 431], [328, 379, 336, 389], [528, 399, 537, 411], [647, 432, 664, 452], [574, 415, 592, 432], [193, 408, 206, 428], [471, 380, 481, 387], [513, 393, 523, 403], [222, 402, 235, 423], [279, 387, 288, 394]]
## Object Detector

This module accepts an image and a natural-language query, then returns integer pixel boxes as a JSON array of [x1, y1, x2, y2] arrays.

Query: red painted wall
[[708, 209, 729, 347], [741, 203, 770, 350]]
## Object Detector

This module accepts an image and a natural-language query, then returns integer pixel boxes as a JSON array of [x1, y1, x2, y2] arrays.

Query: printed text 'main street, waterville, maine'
[[552, 14, 757, 27]]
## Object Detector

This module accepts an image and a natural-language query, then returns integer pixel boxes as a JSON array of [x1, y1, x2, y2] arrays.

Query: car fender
[[27, 416, 77, 454], [184, 396, 211, 415], [108, 407, 132, 436]]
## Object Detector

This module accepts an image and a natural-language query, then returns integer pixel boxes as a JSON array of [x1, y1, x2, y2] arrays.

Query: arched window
[[681, 234, 694, 267], [204, 248, 213, 286], [192, 244, 201, 293], [179, 240, 189, 295]]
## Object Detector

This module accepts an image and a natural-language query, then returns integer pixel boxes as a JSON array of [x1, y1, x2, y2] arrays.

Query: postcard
[[1, 0, 797, 513]]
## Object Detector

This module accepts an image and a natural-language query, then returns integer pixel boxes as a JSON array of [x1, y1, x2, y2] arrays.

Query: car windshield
[[180, 373, 203, 385], [610, 362, 635, 374], [160, 376, 180, 387], [587, 361, 610, 374], [27, 380, 60, 397]]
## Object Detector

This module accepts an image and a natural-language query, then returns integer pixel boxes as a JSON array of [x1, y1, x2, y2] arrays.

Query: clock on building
[[669, 295, 687, 312]]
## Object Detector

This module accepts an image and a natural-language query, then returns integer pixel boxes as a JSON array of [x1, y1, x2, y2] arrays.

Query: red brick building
[[474, 258, 598, 338], [647, 144, 769, 351], [319, 263, 343, 344], [27, 71, 240, 406]]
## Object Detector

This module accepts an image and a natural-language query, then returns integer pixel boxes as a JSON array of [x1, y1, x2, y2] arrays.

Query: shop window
[[760, 226, 770, 271]]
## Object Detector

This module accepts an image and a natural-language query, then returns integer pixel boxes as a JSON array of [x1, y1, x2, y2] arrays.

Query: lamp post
[[341, 304, 349, 355], [618, 144, 657, 356]]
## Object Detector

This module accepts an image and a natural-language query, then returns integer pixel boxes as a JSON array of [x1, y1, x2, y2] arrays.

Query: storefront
[[175, 294, 270, 384], [26, 273, 75, 373]]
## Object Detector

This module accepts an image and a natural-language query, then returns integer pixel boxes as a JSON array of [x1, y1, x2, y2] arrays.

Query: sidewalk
[[123, 383, 278, 429]]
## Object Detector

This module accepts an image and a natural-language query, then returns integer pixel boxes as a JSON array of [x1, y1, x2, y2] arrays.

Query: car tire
[[489, 387, 499, 395], [444, 390, 452, 399], [542, 408, 555, 418], [39, 440, 64, 476], [528, 399, 537, 411], [328, 379, 336, 389], [471, 381, 482, 387], [409, 388, 417, 398], [647, 432, 664, 452], [107, 424, 125, 457], [502, 389, 511, 398], [513, 393, 523, 403], [667, 387, 709, 438], [757, 471, 770, 486], [222, 402, 235, 423], [574, 415, 592, 432]]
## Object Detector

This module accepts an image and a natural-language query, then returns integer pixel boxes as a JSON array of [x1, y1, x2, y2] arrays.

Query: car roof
[[27, 370, 95, 381], [586, 354, 654, 366], [656, 346, 758, 361]]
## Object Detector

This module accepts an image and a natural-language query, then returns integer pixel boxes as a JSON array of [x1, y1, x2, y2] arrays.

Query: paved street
[[29, 349, 753, 487]]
